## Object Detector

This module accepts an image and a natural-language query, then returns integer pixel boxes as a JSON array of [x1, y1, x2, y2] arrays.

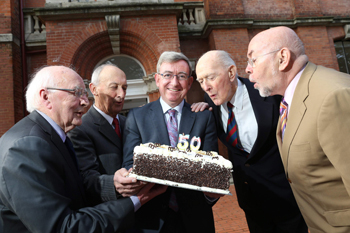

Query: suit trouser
[[245, 211, 308, 233]]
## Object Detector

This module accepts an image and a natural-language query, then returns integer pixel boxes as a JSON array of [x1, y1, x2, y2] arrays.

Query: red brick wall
[[27, 51, 47, 77], [46, 18, 108, 67], [204, 0, 244, 19], [243, 0, 294, 19], [208, 28, 250, 78], [46, 15, 180, 81], [0, 43, 15, 135], [320, 0, 350, 16], [180, 38, 209, 61], [0, 0, 12, 34], [295, 26, 338, 69], [24, 0, 45, 8]]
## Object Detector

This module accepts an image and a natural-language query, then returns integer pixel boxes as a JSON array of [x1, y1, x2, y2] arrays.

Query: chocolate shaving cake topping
[[130, 143, 233, 191]]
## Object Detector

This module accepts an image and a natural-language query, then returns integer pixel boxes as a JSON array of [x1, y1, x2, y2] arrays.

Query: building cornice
[[180, 17, 350, 38], [23, 2, 189, 21]]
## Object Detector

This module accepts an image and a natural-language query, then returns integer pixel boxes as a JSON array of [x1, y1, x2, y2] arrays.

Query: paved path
[[213, 185, 249, 233]]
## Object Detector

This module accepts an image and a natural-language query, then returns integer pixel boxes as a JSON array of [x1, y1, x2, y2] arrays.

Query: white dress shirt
[[220, 79, 258, 153]]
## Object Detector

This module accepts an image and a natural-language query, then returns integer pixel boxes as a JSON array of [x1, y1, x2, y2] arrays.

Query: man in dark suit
[[193, 50, 307, 232], [68, 64, 143, 205], [0, 66, 166, 233], [122, 51, 218, 233]]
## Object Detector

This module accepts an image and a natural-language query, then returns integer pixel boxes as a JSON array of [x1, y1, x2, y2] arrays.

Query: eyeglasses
[[46, 87, 88, 98], [247, 49, 281, 67], [158, 73, 189, 81]]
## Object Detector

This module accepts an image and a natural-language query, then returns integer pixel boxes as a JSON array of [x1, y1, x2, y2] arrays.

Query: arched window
[[96, 54, 146, 80]]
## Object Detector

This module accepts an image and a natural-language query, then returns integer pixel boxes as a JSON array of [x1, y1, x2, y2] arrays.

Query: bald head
[[246, 26, 309, 96], [250, 26, 305, 59], [196, 50, 238, 106]]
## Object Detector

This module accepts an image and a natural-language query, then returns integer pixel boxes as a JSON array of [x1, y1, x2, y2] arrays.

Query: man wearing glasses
[[193, 50, 307, 232], [246, 26, 350, 232], [0, 65, 166, 233], [122, 51, 218, 233]]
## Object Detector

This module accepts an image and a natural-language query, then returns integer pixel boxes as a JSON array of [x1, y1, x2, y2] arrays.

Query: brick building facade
[[1, 0, 350, 145]]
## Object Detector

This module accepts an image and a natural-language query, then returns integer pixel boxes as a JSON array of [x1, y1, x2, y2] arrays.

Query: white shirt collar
[[93, 105, 120, 125], [159, 97, 184, 114], [223, 78, 243, 111]]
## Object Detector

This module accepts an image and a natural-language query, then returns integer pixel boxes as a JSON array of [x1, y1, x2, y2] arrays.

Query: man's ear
[[187, 76, 194, 89], [89, 83, 98, 96], [278, 48, 291, 71], [154, 73, 161, 88], [39, 88, 52, 109], [228, 65, 237, 82]]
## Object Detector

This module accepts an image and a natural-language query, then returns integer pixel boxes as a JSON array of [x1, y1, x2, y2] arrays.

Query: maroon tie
[[113, 118, 121, 138]]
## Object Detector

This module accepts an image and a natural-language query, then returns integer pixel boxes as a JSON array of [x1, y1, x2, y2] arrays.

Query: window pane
[[343, 41, 350, 72], [335, 41, 348, 74], [102, 56, 145, 80]]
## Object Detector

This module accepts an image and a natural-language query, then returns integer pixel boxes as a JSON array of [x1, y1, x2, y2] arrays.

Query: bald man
[[69, 64, 144, 206], [246, 26, 350, 232]]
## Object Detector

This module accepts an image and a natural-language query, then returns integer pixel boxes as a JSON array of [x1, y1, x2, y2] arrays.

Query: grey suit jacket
[[68, 106, 126, 205], [277, 62, 350, 232], [0, 111, 134, 233], [122, 99, 218, 233]]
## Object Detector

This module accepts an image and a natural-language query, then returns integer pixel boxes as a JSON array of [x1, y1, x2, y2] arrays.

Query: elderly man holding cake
[[122, 51, 219, 233]]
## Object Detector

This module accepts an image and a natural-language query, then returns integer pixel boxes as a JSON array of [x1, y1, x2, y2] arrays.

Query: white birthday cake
[[129, 142, 233, 194]]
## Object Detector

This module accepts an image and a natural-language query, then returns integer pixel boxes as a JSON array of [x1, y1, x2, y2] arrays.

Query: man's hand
[[137, 183, 168, 206], [191, 102, 212, 112], [113, 168, 146, 197]]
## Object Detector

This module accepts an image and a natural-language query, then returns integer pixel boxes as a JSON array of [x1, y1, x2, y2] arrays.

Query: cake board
[[129, 173, 232, 195]]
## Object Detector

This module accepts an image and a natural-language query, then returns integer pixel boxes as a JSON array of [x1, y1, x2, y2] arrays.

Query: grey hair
[[91, 63, 119, 86], [26, 66, 62, 113], [156, 51, 192, 75], [212, 50, 238, 78]]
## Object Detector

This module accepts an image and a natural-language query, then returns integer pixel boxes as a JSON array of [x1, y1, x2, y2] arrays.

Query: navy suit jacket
[[0, 111, 134, 233], [68, 106, 126, 205], [206, 78, 303, 225], [123, 99, 218, 233]]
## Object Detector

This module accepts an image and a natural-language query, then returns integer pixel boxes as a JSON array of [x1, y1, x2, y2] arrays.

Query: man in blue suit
[[194, 50, 307, 233], [123, 51, 218, 233]]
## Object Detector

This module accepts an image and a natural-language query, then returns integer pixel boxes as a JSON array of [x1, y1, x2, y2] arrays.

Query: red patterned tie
[[279, 98, 288, 141], [226, 102, 238, 147], [113, 118, 121, 138]]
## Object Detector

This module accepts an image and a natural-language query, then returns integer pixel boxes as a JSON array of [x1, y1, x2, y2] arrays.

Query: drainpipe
[[19, 0, 28, 116]]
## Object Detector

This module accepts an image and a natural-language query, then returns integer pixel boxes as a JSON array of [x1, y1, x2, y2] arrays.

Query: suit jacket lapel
[[89, 107, 122, 149], [29, 111, 87, 200], [280, 62, 315, 172], [151, 99, 171, 145]]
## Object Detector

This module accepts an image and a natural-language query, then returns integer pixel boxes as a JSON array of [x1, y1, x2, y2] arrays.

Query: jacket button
[[244, 182, 248, 185], [245, 163, 250, 167]]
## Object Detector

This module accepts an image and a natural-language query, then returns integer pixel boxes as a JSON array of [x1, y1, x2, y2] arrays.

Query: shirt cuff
[[130, 195, 141, 212], [204, 194, 218, 203]]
